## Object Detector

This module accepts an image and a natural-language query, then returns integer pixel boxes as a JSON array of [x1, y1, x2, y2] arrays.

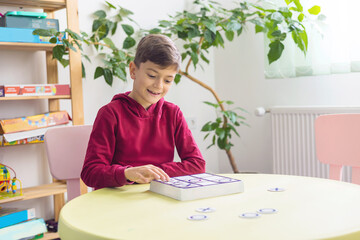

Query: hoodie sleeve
[[160, 108, 206, 176], [81, 106, 133, 189]]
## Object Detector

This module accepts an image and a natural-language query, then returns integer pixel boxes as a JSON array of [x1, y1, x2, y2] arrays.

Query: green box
[[0, 16, 59, 30]]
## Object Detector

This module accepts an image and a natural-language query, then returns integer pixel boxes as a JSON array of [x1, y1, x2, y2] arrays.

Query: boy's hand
[[124, 165, 170, 183]]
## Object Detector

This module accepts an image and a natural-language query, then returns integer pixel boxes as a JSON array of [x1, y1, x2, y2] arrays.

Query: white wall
[[0, 0, 219, 220], [214, 0, 360, 173]]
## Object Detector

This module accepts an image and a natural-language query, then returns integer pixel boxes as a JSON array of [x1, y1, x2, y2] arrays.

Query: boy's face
[[129, 61, 178, 110]]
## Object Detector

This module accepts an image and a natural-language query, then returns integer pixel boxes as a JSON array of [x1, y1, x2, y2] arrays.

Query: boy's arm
[[159, 108, 206, 176], [81, 106, 132, 189]]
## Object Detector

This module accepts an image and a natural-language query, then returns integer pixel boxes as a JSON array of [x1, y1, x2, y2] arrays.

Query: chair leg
[[352, 167, 360, 185], [329, 165, 342, 181]]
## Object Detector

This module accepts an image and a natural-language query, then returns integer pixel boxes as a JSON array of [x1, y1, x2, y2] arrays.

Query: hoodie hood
[[111, 91, 164, 118]]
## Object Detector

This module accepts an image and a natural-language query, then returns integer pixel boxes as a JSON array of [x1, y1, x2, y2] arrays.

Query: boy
[[81, 34, 206, 189]]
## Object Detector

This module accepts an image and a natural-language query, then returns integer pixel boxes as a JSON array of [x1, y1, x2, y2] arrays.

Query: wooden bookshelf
[[0, 182, 67, 204], [0, 42, 57, 51], [0, 95, 71, 100], [0, 0, 84, 236]]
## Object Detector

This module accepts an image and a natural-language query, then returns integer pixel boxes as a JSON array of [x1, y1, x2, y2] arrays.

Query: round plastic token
[[187, 215, 208, 221], [196, 207, 216, 213], [267, 187, 285, 192], [257, 208, 277, 214], [239, 212, 260, 219]]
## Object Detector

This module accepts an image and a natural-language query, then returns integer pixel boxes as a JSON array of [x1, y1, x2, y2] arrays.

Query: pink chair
[[44, 125, 92, 201], [315, 114, 360, 184]]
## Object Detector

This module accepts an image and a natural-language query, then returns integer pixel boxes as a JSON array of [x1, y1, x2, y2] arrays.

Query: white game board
[[149, 173, 244, 201]]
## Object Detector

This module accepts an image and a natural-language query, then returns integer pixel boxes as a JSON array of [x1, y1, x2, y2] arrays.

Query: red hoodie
[[81, 92, 206, 189]]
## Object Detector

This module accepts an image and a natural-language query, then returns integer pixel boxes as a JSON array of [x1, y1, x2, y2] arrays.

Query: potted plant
[[34, 0, 320, 173]]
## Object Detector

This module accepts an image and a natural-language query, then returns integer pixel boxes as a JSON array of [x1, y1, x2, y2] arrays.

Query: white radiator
[[270, 106, 360, 182]]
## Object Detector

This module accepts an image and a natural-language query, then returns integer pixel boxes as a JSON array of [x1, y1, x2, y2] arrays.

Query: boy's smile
[[129, 61, 178, 110]]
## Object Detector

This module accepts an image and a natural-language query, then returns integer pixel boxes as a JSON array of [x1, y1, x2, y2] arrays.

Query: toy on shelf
[[0, 164, 22, 201]]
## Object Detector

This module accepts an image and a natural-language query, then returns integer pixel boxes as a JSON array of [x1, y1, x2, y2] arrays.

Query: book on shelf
[[0, 207, 35, 228], [0, 218, 47, 240], [150, 173, 244, 201]]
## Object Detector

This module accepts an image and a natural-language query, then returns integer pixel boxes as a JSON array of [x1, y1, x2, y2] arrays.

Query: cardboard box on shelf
[[4, 84, 70, 97], [1, 134, 44, 146], [0, 111, 71, 134], [0, 27, 65, 44], [4, 85, 20, 97], [0, 16, 59, 30]]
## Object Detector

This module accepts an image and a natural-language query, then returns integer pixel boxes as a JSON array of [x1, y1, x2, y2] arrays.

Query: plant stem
[[178, 70, 239, 173]]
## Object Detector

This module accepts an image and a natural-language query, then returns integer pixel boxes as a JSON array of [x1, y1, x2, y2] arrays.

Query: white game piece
[[267, 187, 285, 192], [150, 173, 244, 201], [187, 215, 208, 221], [258, 208, 277, 214], [239, 212, 261, 218], [196, 207, 216, 213]]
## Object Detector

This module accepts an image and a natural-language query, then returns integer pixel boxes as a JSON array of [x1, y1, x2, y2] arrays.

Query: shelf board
[[0, 182, 67, 204], [0, 95, 71, 100], [0, 0, 66, 11], [43, 232, 60, 240], [0, 42, 57, 51]]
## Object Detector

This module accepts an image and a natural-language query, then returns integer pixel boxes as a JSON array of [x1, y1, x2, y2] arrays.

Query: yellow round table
[[58, 174, 360, 240]]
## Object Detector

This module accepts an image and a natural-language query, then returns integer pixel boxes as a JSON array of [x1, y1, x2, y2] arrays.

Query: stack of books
[[0, 207, 47, 239]]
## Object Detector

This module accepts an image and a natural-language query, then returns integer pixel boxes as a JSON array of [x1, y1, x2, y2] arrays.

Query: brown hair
[[134, 34, 181, 70]]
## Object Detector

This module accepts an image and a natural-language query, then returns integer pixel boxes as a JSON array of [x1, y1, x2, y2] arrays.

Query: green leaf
[[53, 45, 65, 61], [201, 122, 213, 132], [225, 100, 234, 105], [81, 62, 86, 78], [105, 1, 116, 9], [270, 12, 284, 22], [94, 10, 106, 19], [203, 101, 218, 108], [255, 25, 265, 33], [174, 74, 181, 84], [59, 58, 69, 68], [200, 52, 209, 64], [123, 36, 136, 49], [215, 128, 226, 139], [217, 137, 226, 149], [308, 5, 321, 15], [103, 68, 113, 86], [159, 20, 172, 27], [225, 30, 234, 41], [292, 30, 308, 53], [214, 32, 224, 48], [114, 66, 127, 82], [298, 13, 304, 22], [204, 133, 210, 140], [268, 40, 284, 64], [203, 19, 217, 33], [103, 37, 116, 49], [94, 67, 104, 79], [49, 37, 57, 44], [228, 123, 240, 137], [204, 29, 216, 44], [226, 20, 242, 31], [149, 28, 161, 34], [121, 24, 134, 36], [190, 51, 199, 68], [284, 0, 292, 5], [181, 52, 188, 61], [32, 28, 53, 36], [92, 19, 102, 32], [111, 22, 118, 35], [293, 0, 303, 12]]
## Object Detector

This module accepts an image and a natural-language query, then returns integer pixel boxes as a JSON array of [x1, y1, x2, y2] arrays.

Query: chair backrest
[[315, 114, 360, 184], [44, 125, 92, 201]]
